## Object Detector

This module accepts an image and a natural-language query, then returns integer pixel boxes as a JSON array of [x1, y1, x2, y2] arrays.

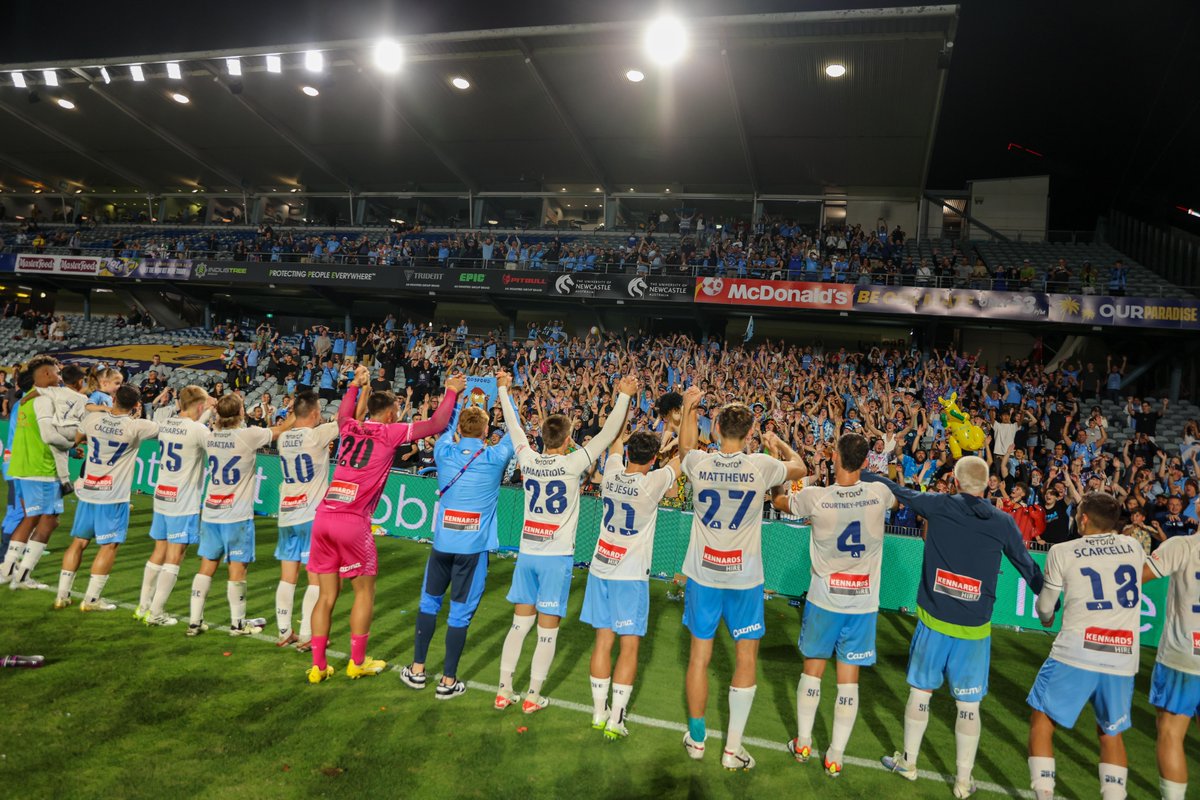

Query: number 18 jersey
[[1043, 533, 1145, 676], [682, 450, 788, 589], [203, 426, 272, 523], [788, 480, 895, 613], [277, 422, 338, 527]]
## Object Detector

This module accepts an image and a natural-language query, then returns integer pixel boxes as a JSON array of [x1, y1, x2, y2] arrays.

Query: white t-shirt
[[202, 426, 272, 523], [788, 480, 895, 613], [681, 449, 788, 588], [589, 454, 676, 581], [38, 385, 89, 433], [992, 422, 1018, 455], [1147, 534, 1200, 676], [276, 422, 339, 527], [1042, 533, 1145, 676], [77, 412, 159, 504], [153, 415, 210, 517], [500, 387, 630, 557]]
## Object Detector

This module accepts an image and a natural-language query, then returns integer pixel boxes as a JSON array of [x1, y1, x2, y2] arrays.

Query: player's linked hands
[[618, 374, 639, 396], [445, 375, 467, 394], [495, 371, 513, 389], [682, 386, 703, 410]]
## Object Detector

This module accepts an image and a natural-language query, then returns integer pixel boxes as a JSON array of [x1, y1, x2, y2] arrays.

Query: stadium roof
[[0, 5, 957, 199]]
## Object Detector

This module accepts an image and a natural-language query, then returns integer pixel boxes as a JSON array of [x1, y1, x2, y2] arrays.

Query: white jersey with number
[[153, 415, 210, 517], [682, 450, 788, 589], [277, 422, 339, 527], [1147, 534, 1200, 676], [589, 454, 676, 581], [1043, 533, 1145, 676], [202, 426, 271, 523], [77, 412, 159, 504], [788, 480, 895, 613], [499, 387, 630, 557]]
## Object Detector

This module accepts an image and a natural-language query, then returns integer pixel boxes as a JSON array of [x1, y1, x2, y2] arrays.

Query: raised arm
[[584, 374, 637, 461], [679, 385, 702, 456], [406, 376, 464, 439], [497, 373, 529, 452], [338, 384, 361, 430], [763, 430, 808, 482], [859, 469, 937, 517]]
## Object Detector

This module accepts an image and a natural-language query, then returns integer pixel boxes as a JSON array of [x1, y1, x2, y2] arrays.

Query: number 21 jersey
[[203, 427, 272, 523], [682, 450, 787, 589]]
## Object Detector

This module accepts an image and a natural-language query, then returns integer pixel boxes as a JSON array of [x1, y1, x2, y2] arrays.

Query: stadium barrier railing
[[53, 439, 1171, 648]]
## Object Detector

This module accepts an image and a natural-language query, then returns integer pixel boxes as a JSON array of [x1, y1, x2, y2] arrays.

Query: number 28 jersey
[[682, 450, 788, 589], [1043, 533, 1145, 676], [788, 481, 895, 614], [202, 427, 272, 523], [277, 422, 338, 527], [590, 454, 676, 581]]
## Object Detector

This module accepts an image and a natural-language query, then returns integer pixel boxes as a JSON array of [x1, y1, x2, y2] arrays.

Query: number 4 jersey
[[1146, 534, 1200, 676], [202, 426, 273, 523], [682, 449, 789, 589], [589, 454, 677, 580], [277, 422, 338, 526], [78, 412, 160, 504], [1042, 533, 1146, 676], [788, 480, 895, 613]]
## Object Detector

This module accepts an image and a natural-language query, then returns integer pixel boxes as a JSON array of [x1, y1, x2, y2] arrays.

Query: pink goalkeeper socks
[[312, 635, 329, 671], [351, 633, 368, 665]]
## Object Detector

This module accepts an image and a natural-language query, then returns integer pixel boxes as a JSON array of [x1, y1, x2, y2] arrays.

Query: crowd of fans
[[31, 315, 1183, 554]]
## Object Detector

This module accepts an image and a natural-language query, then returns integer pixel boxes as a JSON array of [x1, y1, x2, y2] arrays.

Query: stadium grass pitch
[[1, 491, 1194, 800]]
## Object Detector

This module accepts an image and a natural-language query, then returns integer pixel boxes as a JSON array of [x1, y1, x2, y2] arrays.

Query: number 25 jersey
[[682, 450, 788, 589], [203, 426, 272, 523]]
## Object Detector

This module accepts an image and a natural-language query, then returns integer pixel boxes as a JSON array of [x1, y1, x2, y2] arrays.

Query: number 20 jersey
[[277, 422, 338, 527], [682, 450, 788, 589], [153, 415, 210, 517], [202, 426, 272, 523], [788, 481, 895, 614]]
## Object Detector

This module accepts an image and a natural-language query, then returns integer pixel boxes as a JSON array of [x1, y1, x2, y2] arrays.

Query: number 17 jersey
[[682, 450, 788, 589], [788, 481, 894, 613]]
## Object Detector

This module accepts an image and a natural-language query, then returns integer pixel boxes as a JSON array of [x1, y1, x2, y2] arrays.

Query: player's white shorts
[[70, 500, 130, 546], [1150, 662, 1200, 718], [580, 573, 649, 636], [149, 512, 200, 545]]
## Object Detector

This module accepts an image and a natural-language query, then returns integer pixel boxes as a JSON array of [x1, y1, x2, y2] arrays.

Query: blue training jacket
[[861, 472, 1043, 633], [432, 407, 515, 554]]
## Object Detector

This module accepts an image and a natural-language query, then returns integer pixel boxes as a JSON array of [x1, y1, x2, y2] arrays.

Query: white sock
[[150, 563, 180, 617], [796, 674, 822, 746], [903, 688, 932, 766], [1099, 763, 1128, 800], [1029, 756, 1056, 800], [590, 675, 611, 718], [275, 580, 296, 636], [56, 569, 76, 601], [1160, 778, 1187, 800], [299, 584, 320, 639], [14, 539, 46, 583], [725, 685, 757, 753], [1, 541, 27, 578], [611, 682, 633, 724], [528, 626, 559, 695], [137, 561, 161, 611], [826, 683, 859, 764], [84, 573, 109, 604], [227, 580, 247, 628], [498, 614, 535, 691], [955, 701, 981, 785], [190, 573, 212, 626]]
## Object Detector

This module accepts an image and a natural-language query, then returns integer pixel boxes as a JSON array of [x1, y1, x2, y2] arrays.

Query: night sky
[[4, 0, 1197, 233]]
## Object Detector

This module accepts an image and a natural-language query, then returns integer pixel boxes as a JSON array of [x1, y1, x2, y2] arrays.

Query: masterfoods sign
[[15, 254, 101, 275], [694, 277, 853, 310]]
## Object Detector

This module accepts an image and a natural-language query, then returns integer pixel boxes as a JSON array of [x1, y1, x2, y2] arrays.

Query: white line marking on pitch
[[39, 586, 1040, 798]]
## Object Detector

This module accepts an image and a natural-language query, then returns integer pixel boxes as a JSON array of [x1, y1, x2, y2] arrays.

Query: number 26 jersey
[[202, 426, 272, 523]]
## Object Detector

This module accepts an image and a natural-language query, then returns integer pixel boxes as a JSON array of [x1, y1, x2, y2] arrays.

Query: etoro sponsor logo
[[701, 545, 743, 572], [1083, 627, 1134, 654], [829, 572, 871, 595], [933, 568, 982, 601]]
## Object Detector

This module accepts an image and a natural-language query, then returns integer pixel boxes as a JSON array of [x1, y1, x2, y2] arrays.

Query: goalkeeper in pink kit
[[307, 365, 464, 683]]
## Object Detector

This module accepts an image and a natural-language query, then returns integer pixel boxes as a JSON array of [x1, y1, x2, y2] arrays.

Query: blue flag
[[743, 316, 755, 343]]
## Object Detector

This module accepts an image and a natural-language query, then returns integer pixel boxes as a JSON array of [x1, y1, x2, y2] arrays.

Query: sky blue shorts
[[199, 520, 256, 564], [581, 573, 649, 636], [70, 500, 130, 545], [275, 522, 313, 564], [15, 479, 62, 516], [683, 581, 765, 641], [907, 620, 990, 700], [507, 553, 573, 617], [799, 603, 878, 665], [1149, 662, 1200, 718], [1027, 657, 1134, 734], [149, 512, 200, 545]]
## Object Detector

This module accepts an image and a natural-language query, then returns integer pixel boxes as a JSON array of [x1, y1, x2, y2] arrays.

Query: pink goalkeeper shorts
[[307, 510, 378, 578]]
